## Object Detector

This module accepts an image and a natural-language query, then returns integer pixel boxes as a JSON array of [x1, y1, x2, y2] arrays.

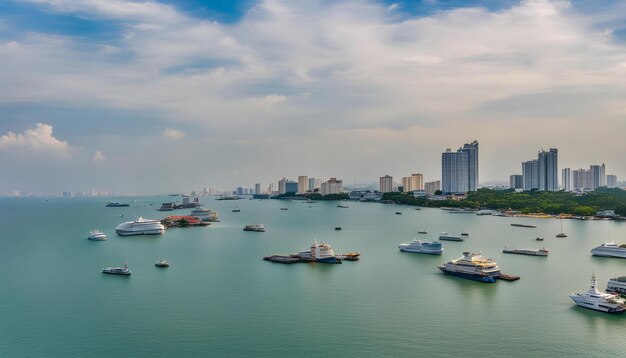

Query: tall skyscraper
[[401, 173, 424, 192], [538, 148, 558, 191], [298, 176, 309, 194], [589, 164, 606, 190], [522, 160, 539, 190], [254, 183, 261, 195], [607, 175, 617, 188], [320, 178, 343, 195], [441, 140, 478, 194], [561, 168, 571, 191], [379, 175, 393, 193], [285, 181, 298, 194], [424, 180, 440, 196], [509, 174, 523, 189], [572, 168, 587, 190], [278, 178, 287, 194]]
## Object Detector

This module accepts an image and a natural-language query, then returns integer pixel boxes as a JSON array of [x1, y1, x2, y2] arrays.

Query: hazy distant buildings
[[441, 140, 478, 194], [298, 176, 309, 194], [308, 178, 321, 191], [521, 148, 558, 191], [379, 175, 393, 193], [561, 168, 571, 191], [320, 177, 343, 195], [401, 173, 423, 192], [509, 175, 523, 189], [284, 181, 298, 194], [254, 183, 261, 195], [607, 175, 617, 188], [278, 178, 287, 194], [589, 164, 606, 189], [424, 180, 440, 196]]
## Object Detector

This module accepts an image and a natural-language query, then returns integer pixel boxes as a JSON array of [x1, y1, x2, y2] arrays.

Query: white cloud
[[93, 150, 106, 161], [163, 128, 185, 139], [0, 123, 71, 152]]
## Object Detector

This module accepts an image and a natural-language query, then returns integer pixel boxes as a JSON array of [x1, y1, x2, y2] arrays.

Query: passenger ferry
[[116, 217, 165, 236], [438, 232, 463, 242], [502, 247, 549, 256], [398, 239, 443, 255], [297, 240, 341, 264], [590, 243, 626, 258], [87, 230, 107, 241], [438, 252, 501, 283], [570, 275, 625, 313]]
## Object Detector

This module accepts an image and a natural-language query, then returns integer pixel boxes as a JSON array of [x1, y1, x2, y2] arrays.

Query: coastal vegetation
[[383, 188, 626, 216]]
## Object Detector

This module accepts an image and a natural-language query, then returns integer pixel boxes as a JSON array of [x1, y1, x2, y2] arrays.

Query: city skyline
[[1, 0, 626, 193]]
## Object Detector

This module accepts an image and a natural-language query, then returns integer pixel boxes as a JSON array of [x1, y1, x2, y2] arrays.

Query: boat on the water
[[590, 243, 626, 258], [536, 237, 544, 241], [280, 208, 288, 211], [438, 252, 501, 283], [155, 259, 170, 268], [116, 217, 165, 236], [88, 230, 107, 241], [461, 231, 469, 236], [418, 230, 428, 234], [335, 227, 342, 231], [395, 211, 402, 215], [398, 239, 443, 255], [297, 240, 341, 264], [232, 208, 241, 212], [606, 276, 626, 296], [511, 223, 537, 228], [102, 264, 131, 275], [570, 275, 626, 313], [106, 202, 129, 207], [158, 202, 175, 211], [556, 220, 567, 237], [438, 232, 463, 242], [337, 205, 349, 208], [243, 224, 265, 232], [503, 247, 549, 256]]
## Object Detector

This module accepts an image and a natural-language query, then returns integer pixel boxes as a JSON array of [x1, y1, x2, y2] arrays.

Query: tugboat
[[102, 264, 131, 275], [88, 230, 107, 241], [243, 224, 265, 232], [570, 275, 626, 313], [155, 259, 170, 268]]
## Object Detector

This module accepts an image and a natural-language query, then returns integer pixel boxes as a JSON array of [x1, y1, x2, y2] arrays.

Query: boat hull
[[590, 250, 626, 259], [315, 257, 342, 264], [399, 246, 443, 255], [116, 229, 164, 236], [438, 267, 496, 283]]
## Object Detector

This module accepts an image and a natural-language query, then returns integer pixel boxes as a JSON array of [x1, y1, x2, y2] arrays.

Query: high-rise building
[[320, 178, 343, 195], [561, 168, 571, 191], [538, 148, 558, 191], [509, 175, 523, 189], [607, 175, 617, 188], [522, 160, 539, 190], [441, 140, 478, 194], [285, 181, 298, 194], [424, 180, 440, 196], [268, 183, 275, 194], [589, 164, 606, 189], [379, 175, 393, 193], [278, 178, 287, 194], [298, 176, 309, 194], [401, 173, 424, 192], [572, 168, 587, 190], [254, 183, 261, 195]]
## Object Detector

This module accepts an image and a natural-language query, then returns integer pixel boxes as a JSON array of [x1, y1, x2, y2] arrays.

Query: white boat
[[102, 264, 131, 275], [438, 252, 501, 283], [116, 217, 165, 236], [569, 275, 626, 313], [297, 240, 341, 264], [243, 224, 265, 232], [398, 239, 443, 255], [607, 276, 626, 295], [190, 207, 218, 222], [155, 259, 170, 268], [590, 243, 626, 258], [502, 247, 549, 256], [88, 230, 107, 241], [438, 232, 463, 242]]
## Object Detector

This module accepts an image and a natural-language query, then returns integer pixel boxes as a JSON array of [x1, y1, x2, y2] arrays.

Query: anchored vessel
[[438, 232, 463, 242], [398, 239, 443, 255], [438, 252, 501, 283], [155, 259, 170, 268], [106, 202, 129, 207], [158, 202, 175, 211], [569, 275, 626, 313], [590, 243, 626, 258], [87, 230, 107, 241], [297, 240, 341, 264], [606, 277, 626, 295], [190, 207, 218, 222], [102, 264, 131, 275], [116, 217, 165, 236], [243, 224, 265, 232], [418, 230, 428, 234], [503, 247, 549, 256], [511, 223, 537, 228]]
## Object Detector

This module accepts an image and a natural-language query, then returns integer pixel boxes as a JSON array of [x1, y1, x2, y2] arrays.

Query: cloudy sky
[[1, 0, 625, 194]]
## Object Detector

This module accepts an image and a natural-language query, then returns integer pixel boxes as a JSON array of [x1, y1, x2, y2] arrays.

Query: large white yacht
[[398, 239, 443, 255], [569, 275, 626, 314], [116, 217, 165, 236], [438, 252, 501, 283], [590, 243, 626, 258], [190, 207, 218, 222], [87, 230, 107, 241]]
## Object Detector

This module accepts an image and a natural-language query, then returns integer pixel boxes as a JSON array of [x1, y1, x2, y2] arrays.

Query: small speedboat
[[395, 212, 402, 215], [232, 208, 241, 212], [102, 264, 131, 275], [418, 231, 427, 234], [461, 232, 470, 236], [536, 237, 544, 241], [335, 227, 342, 231], [155, 259, 170, 268], [88, 229, 107, 241]]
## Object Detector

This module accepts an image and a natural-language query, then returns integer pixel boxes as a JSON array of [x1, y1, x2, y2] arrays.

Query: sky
[[0, 0, 625, 194]]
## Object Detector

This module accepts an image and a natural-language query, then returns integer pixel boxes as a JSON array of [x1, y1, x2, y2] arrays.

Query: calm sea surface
[[1, 197, 625, 357]]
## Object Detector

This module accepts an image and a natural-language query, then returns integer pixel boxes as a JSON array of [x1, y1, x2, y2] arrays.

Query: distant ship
[[102, 264, 131, 275], [243, 224, 265, 232], [395, 211, 402, 215], [590, 243, 626, 258], [476, 210, 493, 216], [87, 230, 107, 241], [155, 259, 170, 268], [606, 276, 626, 296], [569, 275, 625, 314], [298, 240, 341, 264], [116, 217, 165, 236], [232, 208, 241, 212], [438, 232, 463, 242], [106, 202, 129, 207], [503, 247, 549, 256], [418, 230, 428, 234], [438, 252, 501, 283], [511, 223, 537, 228], [398, 239, 443, 255], [158, 202, 175, 211], [337, 205, 349, 208]]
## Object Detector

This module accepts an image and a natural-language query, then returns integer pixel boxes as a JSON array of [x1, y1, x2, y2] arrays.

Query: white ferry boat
[[190, 207, 218, 222], [606, 276, 626, 295], [243, 224, 265, 232], [590, 243, 626, 258], [297, 240, 341, 264], [438, 252, 501, 283], [438, 232, 463, 242], [87, 229, 107, 241], [116, 217, 165, 236], [398, 239, 443, 255], [502, 247, 549, 256], [569, 275, 626, 314]]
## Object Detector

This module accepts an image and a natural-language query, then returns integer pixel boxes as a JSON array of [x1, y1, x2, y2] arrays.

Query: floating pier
[[497, 273, 520, 281]]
